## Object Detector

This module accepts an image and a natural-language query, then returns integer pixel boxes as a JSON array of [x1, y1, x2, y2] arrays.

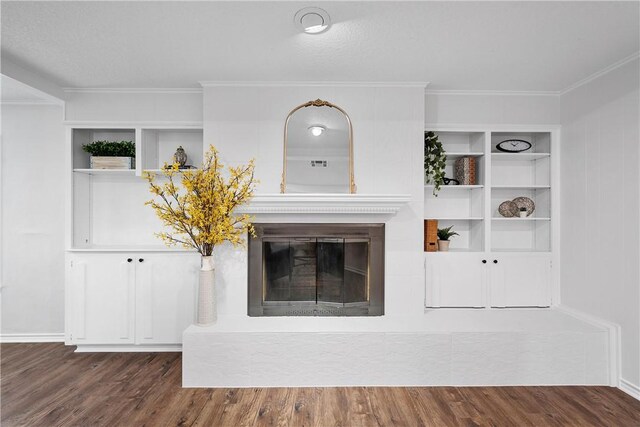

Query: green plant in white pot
[[82, 140, 135, 170], [437, 226, 459, 252]]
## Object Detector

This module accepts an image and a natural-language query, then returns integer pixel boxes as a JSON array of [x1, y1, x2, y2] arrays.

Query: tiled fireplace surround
[[182, 85, 610, 387]]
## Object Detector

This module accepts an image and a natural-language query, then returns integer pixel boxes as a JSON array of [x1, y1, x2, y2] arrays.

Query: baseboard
[[555, 305, 620, 387], [73, 344, 182, 353], [0, 333, 65, 343], [619, 378, 640, 400]]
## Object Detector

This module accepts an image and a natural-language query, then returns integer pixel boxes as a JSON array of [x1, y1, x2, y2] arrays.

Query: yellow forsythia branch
[[144, 145, 257, 256]]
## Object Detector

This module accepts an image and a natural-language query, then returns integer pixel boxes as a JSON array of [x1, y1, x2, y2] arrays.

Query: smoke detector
[[294, 7, 331, 34]]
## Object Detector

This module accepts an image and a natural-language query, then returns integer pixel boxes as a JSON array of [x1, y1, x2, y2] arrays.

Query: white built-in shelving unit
[[424, 127, 559, 309], [424, 131, 486, 252], [66, 124, 204, 349], [140, 128, 204, 173], [68, 126, 204, 251]]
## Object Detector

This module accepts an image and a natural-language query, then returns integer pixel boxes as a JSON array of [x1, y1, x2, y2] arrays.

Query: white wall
[[560, 58, 640, 389], [64, 90, 202, 123], [204, 85, 426, 321], [426, 92, 560, 126], [1, 104, 65, 335]]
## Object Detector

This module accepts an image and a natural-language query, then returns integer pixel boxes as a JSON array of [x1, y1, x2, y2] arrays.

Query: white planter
[[197, 256, 216, 325], [437, 240, 450, 252]]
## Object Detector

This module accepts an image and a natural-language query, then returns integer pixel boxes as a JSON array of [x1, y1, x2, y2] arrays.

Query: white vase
[[438, 240, 450, 252], [197, 256, 216, 326]]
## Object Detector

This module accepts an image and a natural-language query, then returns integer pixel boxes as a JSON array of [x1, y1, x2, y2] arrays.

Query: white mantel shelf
[[237, 194, 411, 216]]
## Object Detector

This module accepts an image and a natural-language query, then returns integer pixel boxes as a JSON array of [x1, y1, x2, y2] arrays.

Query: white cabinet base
[[425, 253, 486, 307], [67, 252, 199, 347], [68, 254, 135, 344], [425, 252, 552, 308], [490, 253, 552, 307]]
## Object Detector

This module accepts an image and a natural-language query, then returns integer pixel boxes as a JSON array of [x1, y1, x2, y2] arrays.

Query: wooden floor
[[2, 344, 639, 426]]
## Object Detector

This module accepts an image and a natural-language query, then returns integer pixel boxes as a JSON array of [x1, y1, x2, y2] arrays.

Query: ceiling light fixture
[[308, 125, 326, 136], [294, 7, 331, 34]]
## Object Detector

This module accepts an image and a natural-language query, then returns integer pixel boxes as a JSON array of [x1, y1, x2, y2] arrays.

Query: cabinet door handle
[[139, 258, 144, 263], [493, 260, 498, 264], [127, 258, 133, 263], [482, 260, 487, 264]]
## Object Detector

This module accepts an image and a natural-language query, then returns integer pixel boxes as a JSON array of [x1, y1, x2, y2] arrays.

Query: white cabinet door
[[490, 254, 551, 307], [135, 253, 199, 344], [425, 254, 487, 308], [69, 254, 135, 344]]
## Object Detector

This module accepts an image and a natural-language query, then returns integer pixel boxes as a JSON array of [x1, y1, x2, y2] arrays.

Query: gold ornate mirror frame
[[280, 99, 356, 194]]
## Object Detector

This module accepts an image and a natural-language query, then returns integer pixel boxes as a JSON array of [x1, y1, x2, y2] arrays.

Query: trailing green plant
[[82, 140, 135, 157], [424, 131, 446, 196], [437, 225, 459, 241]]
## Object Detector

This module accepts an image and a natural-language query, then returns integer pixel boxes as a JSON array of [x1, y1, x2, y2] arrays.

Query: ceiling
[[1, 1, 638, 91]]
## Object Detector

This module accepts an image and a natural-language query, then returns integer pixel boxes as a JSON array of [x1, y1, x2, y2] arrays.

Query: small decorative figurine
[[174, 146, 187, 167]]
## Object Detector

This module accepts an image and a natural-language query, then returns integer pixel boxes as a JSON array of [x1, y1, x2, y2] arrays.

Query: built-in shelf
[[424, 129, 555, 308], [141, 128, 204, 171], [424, 185, 484, 190], [424, 248, 480, 254], [491, 153, 550, 161], [142, 169, 201, 174], [425, 217, 484, 221], [490, 248, 551, 253], [287, 156, 349, 162], [73, 168, 135, 175], [492, 217, 551, 221], [492, 185, 551, 189], [444, 152, 485, 159], [68, 245, 197, 252]]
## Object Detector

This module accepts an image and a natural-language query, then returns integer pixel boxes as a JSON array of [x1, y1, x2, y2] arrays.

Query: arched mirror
[[281, 99, 356, 194]]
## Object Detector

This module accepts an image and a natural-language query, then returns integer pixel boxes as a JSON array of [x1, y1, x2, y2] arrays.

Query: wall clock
[[496, 139, 532, 153]]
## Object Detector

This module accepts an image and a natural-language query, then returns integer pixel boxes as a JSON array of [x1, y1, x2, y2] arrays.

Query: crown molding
[[200, 81, 429, 88], [62, 87, 202, 94], [58, 50, 639, 99], [559, 51, 640, 96], [425, 89, 559, 97], [424, 123, 560, 132]]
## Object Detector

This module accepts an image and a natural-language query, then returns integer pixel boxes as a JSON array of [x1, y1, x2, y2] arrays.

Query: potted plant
[[437, 225, 459, 252], [82, 140, 135, 169], [424, 131, 447, 196], [144, 145, 257, 325]]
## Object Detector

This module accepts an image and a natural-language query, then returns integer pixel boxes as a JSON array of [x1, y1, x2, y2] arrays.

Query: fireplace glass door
[[249, 224, 384, 317], [263, 238, 369, 310]]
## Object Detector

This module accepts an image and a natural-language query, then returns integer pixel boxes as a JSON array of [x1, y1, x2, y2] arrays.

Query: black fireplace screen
[[248, 224, 384, 316]]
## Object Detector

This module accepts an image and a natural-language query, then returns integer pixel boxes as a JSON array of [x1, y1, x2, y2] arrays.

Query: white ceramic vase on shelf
[[198, 256, 216, 326]]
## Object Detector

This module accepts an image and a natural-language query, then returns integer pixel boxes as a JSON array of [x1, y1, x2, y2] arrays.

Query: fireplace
[[248, 224, 384, 316]]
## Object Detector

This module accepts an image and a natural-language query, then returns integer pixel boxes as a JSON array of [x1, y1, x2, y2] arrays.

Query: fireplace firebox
[[248, 224, 384, 316]]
